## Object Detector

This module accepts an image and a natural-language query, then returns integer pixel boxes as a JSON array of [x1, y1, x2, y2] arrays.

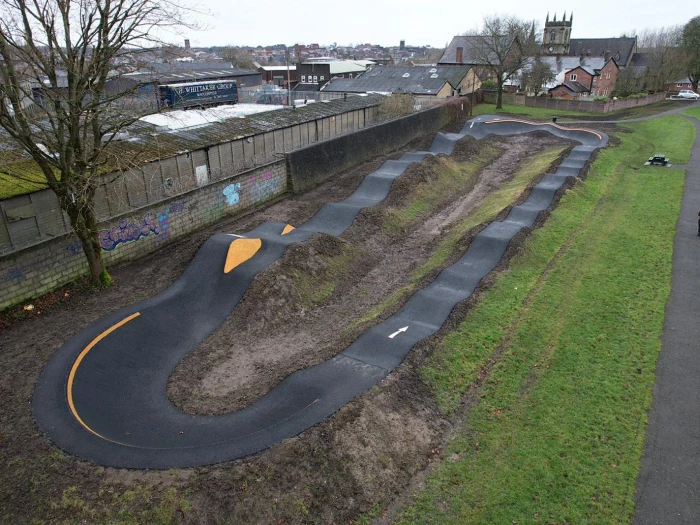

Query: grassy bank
[[473, 100, 686, 121], [382, 146, 500, 236], [394, 116, 695, 523], [683, 106, 700, 120]]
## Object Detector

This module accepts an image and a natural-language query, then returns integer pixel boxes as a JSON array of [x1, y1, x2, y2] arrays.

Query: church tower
[[542, 12, 572, 55]]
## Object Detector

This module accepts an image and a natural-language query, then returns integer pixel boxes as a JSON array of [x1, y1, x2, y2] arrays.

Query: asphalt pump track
[[33, 116, 608, 468]]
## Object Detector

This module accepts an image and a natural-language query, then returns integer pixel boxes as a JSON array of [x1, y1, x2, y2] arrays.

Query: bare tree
[[637, 25, 686, 92], [519, 57, 555, 96], [682, 16, 700, 91], [465, 16, 539, 108], [613, 67, 645, 97], [219, 46, 255, 70], [0, 0, 198, 286]]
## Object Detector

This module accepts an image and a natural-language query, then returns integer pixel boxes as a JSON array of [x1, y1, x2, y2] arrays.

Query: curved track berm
[[33, 116, 608, 468]]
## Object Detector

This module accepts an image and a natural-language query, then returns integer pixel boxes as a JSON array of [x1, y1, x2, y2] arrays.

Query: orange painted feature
[[281, 224, 295, 235], [484, 118, 603, 140], [224, 238, 262, 273], [67, 312, 141, 438]]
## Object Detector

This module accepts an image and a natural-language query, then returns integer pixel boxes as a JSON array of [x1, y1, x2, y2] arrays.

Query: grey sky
[[184, 0, 693, 48]]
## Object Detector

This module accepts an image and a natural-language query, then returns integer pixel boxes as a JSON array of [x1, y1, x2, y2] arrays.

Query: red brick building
[[592, 59, 619, 97], [666, 78, 695, 93], [548, 58, 618, 98]]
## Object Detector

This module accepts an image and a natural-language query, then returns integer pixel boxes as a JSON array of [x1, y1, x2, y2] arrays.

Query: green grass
[[472, 103, 592, 119], [394, 115, 695, 524], [473, 100, 687, 122], [383, 147, 500, 236], [683, 106, 700, 120], [356, 145, 569, 327]]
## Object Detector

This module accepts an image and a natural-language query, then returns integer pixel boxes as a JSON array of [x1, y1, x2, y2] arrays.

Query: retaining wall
[[481, 91, 667, 113], [286, 101, 469, 193], [0, 161, 286, 309]]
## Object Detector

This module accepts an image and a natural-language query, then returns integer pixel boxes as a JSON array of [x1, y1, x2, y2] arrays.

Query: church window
[[550, 30, 556, 42], [570, 73, 577, 81]]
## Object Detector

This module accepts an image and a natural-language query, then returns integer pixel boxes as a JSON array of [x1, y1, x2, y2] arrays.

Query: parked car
[[676, 89, 700, 100]]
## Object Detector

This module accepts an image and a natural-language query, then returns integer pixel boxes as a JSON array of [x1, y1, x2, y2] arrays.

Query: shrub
[[378, 92, 416, 118]]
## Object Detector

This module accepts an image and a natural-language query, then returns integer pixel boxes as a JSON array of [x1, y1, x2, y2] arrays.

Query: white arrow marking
[[227, 234, 246, 238], [388, 326, 409, 339], [470, 122, 474, 129]]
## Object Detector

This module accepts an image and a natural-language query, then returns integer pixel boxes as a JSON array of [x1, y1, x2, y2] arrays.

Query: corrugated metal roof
[[0, 95, 383, 186]]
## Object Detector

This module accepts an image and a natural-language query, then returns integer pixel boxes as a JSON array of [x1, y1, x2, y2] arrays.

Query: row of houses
[[437, 13, 695, 100]]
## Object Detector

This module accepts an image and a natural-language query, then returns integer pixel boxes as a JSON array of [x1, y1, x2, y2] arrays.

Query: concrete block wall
[[287, 102, 469, 193], [0, 161, 286, 310]]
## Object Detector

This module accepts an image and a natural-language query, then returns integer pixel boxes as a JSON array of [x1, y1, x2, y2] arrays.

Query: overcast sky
[[183, 0, 694, 48]]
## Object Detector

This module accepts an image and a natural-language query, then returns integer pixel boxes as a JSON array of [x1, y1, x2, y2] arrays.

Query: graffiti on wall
[[223, 183, 241, 206], [154, 200, 187, 245], [2, 266, 25, 284], [249, 172, 281, 202], [98, 214, 161, 251], [98, 200, 189, 251], [65, 240, 83, 255]]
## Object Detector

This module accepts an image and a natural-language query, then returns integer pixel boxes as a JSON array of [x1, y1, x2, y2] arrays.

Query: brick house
[[593, 59, 619, 96], [548, 58, 618, 98], [667, 78, 695, 93]]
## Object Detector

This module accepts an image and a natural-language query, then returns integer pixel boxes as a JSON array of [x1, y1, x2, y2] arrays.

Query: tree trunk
[[496, 80, 504, 109], [62, 191, 111, 286]]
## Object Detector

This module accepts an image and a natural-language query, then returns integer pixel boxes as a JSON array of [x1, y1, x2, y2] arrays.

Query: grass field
[[683, 106, 700, 120], [472, 100, 687, 121], [392, 116, 695, 524]]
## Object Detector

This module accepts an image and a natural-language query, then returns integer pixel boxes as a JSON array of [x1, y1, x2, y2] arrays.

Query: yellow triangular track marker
[[224, 238, 262, 273], [281, 224, 295, 235]]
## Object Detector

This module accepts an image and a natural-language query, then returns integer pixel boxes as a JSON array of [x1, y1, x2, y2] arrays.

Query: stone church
[[540, 12, 642, 98]]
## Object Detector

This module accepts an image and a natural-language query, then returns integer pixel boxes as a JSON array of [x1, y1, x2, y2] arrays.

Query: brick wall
[[566, 67, 593, 90], [0, 161, 286, 310]]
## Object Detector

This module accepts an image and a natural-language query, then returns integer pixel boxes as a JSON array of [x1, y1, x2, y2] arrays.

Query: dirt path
[[0, 124, 575, 524]]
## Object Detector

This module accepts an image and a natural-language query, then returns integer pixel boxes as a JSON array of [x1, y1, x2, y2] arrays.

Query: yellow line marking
[[281, 224, 295, 235], [224, 238, 262, 273], [484, 118, 603, 140], [67, 312, 141, 439]]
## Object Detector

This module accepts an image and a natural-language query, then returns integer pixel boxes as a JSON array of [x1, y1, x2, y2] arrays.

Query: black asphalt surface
[[634, 115, 700, 524], [33, 116, 607, 469]]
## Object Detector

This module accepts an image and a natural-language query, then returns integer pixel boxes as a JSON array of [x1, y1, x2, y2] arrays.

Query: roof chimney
[[456, 46, 463, 64]]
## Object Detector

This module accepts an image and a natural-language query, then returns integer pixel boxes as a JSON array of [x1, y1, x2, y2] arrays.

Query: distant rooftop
[[322, 65, 469, 96]]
